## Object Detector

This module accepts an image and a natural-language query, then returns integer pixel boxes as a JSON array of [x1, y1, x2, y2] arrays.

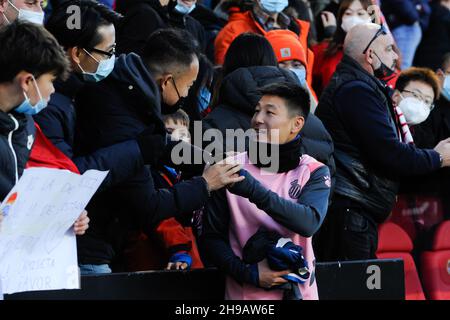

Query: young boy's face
[[251, 95, 304, 145], [7, 71, 55, 113], [31, 72, 56, 104], [165, 118, 191, 143]]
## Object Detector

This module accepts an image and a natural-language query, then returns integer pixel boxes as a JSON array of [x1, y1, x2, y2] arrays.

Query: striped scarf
[[394, 106, 414, 144]]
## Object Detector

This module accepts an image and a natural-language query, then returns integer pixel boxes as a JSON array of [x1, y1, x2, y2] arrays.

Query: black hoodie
[[0, 111, 35, 200], [75, 54, 209, 266]]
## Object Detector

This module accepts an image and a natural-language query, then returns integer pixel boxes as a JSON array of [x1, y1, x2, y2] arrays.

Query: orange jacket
[[214, 10, 313, 76]]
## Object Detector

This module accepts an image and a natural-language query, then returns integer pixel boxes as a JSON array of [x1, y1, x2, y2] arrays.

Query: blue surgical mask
[[175, 1, 196, 15], [259, 0, 288, 14], [78, 49, 115, 82], [289, 68, 307, 87], [442, 75, 450, 102], [15, 75, 48, 115], [8, 0, 44, 25], [198, 86, 211, 113]]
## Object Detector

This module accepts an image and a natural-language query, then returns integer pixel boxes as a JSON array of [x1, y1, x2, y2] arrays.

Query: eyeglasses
[[362, 24, 388, 54], [85, 45, 116, 59], [402, 89, 435, 110]]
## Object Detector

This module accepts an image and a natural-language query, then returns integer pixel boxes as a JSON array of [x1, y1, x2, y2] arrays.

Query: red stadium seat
[[420, 220, 450, 300], [389, 195, 444, 242], [377, 222, 425, 300]]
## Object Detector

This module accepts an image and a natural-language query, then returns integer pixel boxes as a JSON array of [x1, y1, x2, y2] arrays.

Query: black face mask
[[161, 77, 184, 115], [161, 98, 184, 115], [372, 52, 395, 79]]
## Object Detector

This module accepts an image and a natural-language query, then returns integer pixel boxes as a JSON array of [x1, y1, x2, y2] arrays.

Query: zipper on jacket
[[7, 114, 19, 183]]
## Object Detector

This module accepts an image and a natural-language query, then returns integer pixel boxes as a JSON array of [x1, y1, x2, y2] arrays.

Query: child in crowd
[[124, 110, 204, 271]]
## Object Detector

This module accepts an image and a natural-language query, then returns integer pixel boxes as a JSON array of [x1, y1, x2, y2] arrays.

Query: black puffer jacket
[[33, 74, 145, 191], [201, 66, 336, 181], [74, 54, 209, 265], [116, 0, 206, 55], [0, 111, 35, 200]]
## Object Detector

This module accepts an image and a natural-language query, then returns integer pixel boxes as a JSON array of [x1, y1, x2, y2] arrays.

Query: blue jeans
[[79, 264, 112, 275], [392, 22, 422, 70]]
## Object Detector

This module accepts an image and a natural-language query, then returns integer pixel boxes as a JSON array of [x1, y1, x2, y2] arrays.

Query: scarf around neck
[[248, 134, 302, 173]]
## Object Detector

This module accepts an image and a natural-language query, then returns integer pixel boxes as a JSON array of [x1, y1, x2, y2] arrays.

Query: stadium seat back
[[377, 222, 425, 300], [421, 221, 450, 300]]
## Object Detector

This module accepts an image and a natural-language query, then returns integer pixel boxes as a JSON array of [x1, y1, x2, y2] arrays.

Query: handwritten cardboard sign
[[0, 168, 107, 295]]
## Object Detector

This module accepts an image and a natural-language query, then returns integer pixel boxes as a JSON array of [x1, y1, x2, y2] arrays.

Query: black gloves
[[137, 126, 210, 176]]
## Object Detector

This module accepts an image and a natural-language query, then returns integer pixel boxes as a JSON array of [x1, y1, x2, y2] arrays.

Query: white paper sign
[[0, 168, 107, 295]]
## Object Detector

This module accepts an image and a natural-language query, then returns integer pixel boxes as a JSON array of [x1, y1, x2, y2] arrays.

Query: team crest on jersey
[[289, 179, 301, 199]]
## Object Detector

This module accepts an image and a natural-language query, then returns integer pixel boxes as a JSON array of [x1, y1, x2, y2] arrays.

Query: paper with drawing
[[0, 168, 107, 295]]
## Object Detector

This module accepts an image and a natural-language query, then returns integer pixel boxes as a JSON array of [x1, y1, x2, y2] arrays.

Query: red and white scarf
[[394, 106, 414, 145]]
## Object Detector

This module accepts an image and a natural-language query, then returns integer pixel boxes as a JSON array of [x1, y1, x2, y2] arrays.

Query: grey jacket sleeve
[[229, 166, 331, 237]]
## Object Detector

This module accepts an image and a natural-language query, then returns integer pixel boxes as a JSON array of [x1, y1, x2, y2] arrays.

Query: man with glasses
[[414, 53, 450, 150], [314, 23, 450, 261], [391, 67, 441, 126], [413, 54, 450, 221]]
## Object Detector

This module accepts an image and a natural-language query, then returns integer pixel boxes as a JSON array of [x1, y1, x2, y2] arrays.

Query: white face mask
[[341, 15, 371, 32], [8, 0, 45, 25], [398, 96, 430, 125]]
